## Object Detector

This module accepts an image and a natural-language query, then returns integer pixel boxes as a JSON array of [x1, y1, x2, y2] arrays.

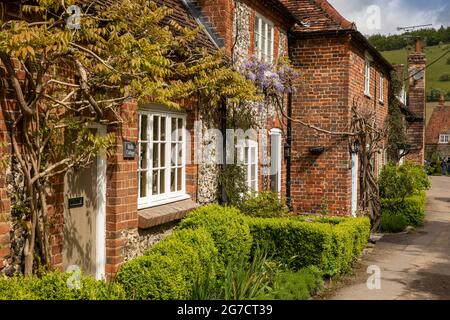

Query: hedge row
[[246, 216, 370, 276], [381, 192, 427, 232], [0, 271, 125, 300]]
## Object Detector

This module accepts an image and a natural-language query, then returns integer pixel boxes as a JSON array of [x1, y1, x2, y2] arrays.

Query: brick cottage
[[426, 95, 450, 160], [0, 0, 425, 278]]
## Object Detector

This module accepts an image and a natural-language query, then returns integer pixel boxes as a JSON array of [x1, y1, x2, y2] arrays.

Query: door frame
[[91, 124, 107, 280], [351, 152, 359, 217], [269, 128, 282, 193]]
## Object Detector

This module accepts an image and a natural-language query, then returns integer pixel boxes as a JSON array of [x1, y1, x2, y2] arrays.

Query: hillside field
[[381, 45, 450, 96]]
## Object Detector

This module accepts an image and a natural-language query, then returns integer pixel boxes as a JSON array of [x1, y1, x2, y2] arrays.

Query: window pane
[[161, 117, 166, 141], [177, 168, 182, 191], [140, 115, 147, 141], [178, 118, 183, 141], [250, 147, 256, 164], [171, 143, 177, 166], [178, 143, 183, 165], [170, 168, 176, 192], [140, 143, 147, 169], [153, 116, 159, 141], [244, 147, 249, 164], [160, 143, 166, 168], [153, 143, 159, 168], [152, 170, 158, 195], [171, 118, 177, 141], [139, 171, 147, 198], [160, 169, 165, 193], [251, 164, 256, 180]]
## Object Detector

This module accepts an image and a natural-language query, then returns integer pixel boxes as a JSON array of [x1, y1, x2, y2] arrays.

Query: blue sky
[[328, 0, 450, 35]]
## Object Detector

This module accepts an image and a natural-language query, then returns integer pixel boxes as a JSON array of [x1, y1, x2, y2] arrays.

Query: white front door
[[351, 152, 359, 217], [270, 129, 282, 193], [63, 125, 106, 280]]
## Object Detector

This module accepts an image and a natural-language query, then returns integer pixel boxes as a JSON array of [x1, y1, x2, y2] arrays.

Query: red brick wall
[[348, 41, 390, 176], [104, 102, 139, 277], [289, 33, 391, 215], [289, 34, 352, 215], [196, 0, 234, 56]]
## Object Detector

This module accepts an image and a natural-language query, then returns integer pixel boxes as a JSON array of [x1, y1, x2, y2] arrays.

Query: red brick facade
[[1, 0, 398, 274], [425, 96, 450, 159]]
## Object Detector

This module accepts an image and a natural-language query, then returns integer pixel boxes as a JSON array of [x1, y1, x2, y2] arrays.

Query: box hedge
[[0, 271, 125, 300], [246, 216, 370, 276], [381, 192, 426, 231], [178, 204, 253, 268], [116, 227, 218, 300]]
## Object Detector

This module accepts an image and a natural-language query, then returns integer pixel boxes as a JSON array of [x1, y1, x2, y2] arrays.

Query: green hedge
[[178, 204, 253, 268], [259, 266, 324, 300], [116, 227, 218, 300], [381, 192, 426, 232], [0, 271, 125, 300], [246, 216, 370, 276]]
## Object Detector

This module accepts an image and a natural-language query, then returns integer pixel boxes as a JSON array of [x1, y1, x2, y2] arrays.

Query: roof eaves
[[180, 0, 224, 49]]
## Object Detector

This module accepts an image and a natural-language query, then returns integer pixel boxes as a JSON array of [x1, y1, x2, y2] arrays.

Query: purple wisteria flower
[[238, 56, 300, 96]]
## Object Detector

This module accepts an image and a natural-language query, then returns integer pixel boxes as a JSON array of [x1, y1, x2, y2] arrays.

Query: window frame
[[439, 134, 450, 144], [364, 53, 372, 97], [236, 139, 259, 192], [379, 73, 384, 104], [138, 110, 188, 209], [270, 128, 282, 193], [254, 14, 274, 63]]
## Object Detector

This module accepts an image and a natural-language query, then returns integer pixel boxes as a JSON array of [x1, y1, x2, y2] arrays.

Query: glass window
[[439, 134, 449, 144], [236, 140, 259, 192], [379, 73, 384, 103], [254, 15, 274, 63], [364, 55, 371, 96], [138, 111, 186, 207]]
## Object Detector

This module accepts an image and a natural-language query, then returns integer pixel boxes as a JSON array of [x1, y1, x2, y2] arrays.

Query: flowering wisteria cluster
[[238, 56, 300, 96]]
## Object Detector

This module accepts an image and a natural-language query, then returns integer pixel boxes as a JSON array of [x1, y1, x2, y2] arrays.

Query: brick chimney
[[406, 37, 426, 164]]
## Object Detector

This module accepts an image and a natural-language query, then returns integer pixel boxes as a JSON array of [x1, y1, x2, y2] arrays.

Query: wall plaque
[[123, 140, 137, 159]]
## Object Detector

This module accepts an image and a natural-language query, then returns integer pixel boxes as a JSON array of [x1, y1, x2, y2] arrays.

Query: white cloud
[[328, 0, 450, 35]]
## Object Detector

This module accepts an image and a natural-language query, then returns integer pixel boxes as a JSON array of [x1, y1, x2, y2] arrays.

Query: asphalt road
[[331, 176, 450, 300]]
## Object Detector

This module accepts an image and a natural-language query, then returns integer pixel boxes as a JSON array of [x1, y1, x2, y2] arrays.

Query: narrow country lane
[[330, 176, 450, 300]]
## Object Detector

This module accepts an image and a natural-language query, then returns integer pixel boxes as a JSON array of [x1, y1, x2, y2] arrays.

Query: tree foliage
[[0, 0, 259, 275]]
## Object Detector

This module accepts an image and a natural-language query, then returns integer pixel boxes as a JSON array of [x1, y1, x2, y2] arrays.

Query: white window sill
[[138, 194, 191, 210], [364, 93, 372, 99]]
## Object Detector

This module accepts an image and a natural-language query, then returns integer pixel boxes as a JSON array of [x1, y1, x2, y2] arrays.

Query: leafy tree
[[0, 0, 258, 275]]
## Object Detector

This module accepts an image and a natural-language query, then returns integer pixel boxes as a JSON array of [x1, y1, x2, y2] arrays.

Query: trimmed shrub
[[0, 271, 125, 300], [380, 212, 408, 233], [246, 216, 370, 276], [381, 192, 426, 230], [117, 228, 218, 300], [239, 191, 289, 218], [379, 163, 430, 200], [260, 266, 323, 300], [178, 205, 253, 268], [439, 74, 450, 82]]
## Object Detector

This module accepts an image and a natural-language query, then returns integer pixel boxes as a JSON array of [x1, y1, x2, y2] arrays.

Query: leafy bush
[[0, 271, 125, 300], [447, 57, 450, 65], [246, 216, 370, 276], [381, 192, 427, 230], [178, 205, 253, 268], [260, 266, 323, 300], [239, 191, 289, 218], [116, 228, 218, 300], [439, 74, 450, 82], [380, 211, 409, 233], [379, 163, 430, 200]]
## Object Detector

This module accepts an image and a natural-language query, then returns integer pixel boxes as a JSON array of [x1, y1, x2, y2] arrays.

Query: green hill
[[381, 44, 450, 100]]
